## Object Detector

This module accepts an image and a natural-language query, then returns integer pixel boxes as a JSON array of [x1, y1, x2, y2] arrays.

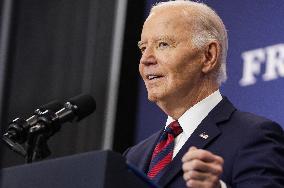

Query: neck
[[157, 82, 219, 120]]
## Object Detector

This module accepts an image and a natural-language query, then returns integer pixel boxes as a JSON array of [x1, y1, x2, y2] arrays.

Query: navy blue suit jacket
[[124, 97, 284, 188]]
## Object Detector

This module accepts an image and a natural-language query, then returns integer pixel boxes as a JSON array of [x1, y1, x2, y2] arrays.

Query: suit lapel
[[157, 97, 236, 187]]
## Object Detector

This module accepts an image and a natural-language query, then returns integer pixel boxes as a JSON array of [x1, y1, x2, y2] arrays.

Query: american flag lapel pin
[[199, 132, 209, 139]]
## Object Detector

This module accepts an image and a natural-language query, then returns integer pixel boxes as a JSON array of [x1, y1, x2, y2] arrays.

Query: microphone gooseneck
[[2, 94, 96, 162]]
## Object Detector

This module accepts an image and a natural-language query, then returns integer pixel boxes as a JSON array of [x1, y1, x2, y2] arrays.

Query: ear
[[202, 41, 220, 74]]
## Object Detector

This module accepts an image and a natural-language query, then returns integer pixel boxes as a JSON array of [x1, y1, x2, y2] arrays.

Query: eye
[[157, 41, 169, 49], [137, 41, 146, 54], [140, 46, 146, 54]]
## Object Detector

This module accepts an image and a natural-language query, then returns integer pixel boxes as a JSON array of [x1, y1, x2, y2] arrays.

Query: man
[[124, 1, 284, 188]]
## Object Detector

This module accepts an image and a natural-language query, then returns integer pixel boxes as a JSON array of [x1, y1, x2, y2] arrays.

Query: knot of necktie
[[165, 120, 183, 138]]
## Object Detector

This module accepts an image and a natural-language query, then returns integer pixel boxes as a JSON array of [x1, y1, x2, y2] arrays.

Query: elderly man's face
[[139, 8, 204, 104]]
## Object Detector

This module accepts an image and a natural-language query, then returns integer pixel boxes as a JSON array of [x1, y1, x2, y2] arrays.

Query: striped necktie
[[147, 120, 183, 181]]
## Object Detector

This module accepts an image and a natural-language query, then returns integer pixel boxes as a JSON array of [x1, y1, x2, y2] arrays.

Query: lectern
[[0, 150, 158, 188]]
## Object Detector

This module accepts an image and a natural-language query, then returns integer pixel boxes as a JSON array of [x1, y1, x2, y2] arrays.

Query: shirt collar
[[166, 90, 222, 137]]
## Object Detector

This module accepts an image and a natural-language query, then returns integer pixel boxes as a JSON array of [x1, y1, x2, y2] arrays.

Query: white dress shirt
[[165, 90, 226, 188]]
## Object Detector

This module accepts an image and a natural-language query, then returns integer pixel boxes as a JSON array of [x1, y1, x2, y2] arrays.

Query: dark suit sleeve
[[231, 121, 284, 188]]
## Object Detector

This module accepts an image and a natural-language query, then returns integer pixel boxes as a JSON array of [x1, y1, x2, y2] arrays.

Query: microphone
[[4, 94, 96, 144], [28, 94, 96, 134], [2, 100, 63, 155], [55, 94, 96, 123], [3, 100, 63, 144], [23, 94, 96, 162], [2, 94, 96, 159]]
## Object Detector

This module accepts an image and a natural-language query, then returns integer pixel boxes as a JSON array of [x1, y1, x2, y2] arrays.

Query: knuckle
[[211, 176, 219, 183], [216, 156, 224, 165], [219, 157, 224, 164], [182, 163, 188, 171], [183, 173, 188, 181], [188, 170, 195, 177], [199, 152, 207, 159], [215, 165, 223, 175], [186, 180, 194, 187], [191, 159, 199, 168], [186, 181, 191, 187], [182, 153, 189, 160]]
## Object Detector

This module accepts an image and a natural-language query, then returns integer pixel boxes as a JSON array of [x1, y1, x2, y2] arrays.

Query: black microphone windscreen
[[68, 94, 96, 121]]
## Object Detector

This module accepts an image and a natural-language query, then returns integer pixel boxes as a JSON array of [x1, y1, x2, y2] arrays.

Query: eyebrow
[[157, 35, 174, 41], [137, 35, 176, 48]]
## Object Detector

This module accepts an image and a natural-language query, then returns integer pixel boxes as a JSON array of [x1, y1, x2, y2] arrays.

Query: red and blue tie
[[147, 121, 183, 181]]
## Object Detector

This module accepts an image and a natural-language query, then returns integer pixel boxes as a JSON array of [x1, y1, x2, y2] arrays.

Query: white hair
[[150, 1, 228, 85]]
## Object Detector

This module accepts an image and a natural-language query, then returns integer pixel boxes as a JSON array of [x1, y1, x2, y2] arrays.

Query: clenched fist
[[182, 147, 224, 188]]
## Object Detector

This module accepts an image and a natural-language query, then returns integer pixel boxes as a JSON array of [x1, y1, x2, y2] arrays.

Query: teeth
[[148, 75, 159, 80], [148, 75, 156, 80], [147, 74, 163, 80]]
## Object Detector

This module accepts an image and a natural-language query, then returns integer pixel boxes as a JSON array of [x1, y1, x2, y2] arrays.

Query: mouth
[[146, 74, 164, 81]]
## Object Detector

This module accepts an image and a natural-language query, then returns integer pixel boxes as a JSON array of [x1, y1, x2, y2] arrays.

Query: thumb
[[189, 146, 197, 151]]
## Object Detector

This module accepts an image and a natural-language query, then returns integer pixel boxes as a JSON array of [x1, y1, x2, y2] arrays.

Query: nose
[[140, 47, 157, 66]]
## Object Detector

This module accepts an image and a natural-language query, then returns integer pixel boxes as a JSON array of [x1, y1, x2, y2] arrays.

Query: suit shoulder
[[226, 111, 284, 187], [231, 110, 283, 132]]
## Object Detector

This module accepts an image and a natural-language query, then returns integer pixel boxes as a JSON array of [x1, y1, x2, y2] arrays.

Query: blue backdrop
[[135, 0, 284, 142]]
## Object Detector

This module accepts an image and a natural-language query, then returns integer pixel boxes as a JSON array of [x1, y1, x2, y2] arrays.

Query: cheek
[[167, 61, 200, 86], [138, 63, 144, 78], [166, 58, 190, 78]]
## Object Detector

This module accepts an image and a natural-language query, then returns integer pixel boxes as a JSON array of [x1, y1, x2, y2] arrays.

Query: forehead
[[141, 8, 194, 40]]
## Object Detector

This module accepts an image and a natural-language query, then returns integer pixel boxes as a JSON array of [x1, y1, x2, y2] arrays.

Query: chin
[[147, 91, 166, 103], [147, 94, 158, 102], [146, 90, 159, 102], [146, 84, 170, 103]]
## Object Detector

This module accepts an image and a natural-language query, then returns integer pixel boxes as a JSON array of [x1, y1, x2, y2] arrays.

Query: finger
[[182, 149, 223, 165], [189, 146, 197, 151], [182, 159, 209, 172], [182, 149, 215, 162], [185, 176, 220, 188], [182, 147, 197, 162], [183, 170, 209, 181], [214, 155, 224, 165], [185, 179, 206, 188], [182, 159, 223, 175]]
